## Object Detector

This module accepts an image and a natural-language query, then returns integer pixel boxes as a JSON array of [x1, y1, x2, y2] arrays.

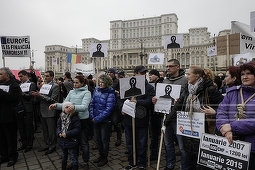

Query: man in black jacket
[[123, 66, 155, 170], [17, 70, 37, 153], [0, 67, 21, 167]]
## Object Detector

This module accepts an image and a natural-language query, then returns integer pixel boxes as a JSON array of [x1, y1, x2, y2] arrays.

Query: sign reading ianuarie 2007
[[198, 133, 251, 170]]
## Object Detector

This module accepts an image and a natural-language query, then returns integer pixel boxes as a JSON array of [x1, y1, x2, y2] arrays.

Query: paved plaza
[[0, 127, 181, 170]]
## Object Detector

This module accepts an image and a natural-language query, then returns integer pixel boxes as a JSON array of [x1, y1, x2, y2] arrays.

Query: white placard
[[20, 83, 31, 92], [147, 53, 164, 65], [119, 75, 145, 99], [39, 84, 52, 95], [52, 58, 57, 65], [0, 36, 31, 57], [207, 46, 217, 56], [0, 85, 10, 92], [164, 34, 184, 49], [198, 133, 251, 170], [154, 83, 181, 114], [71, 63, 95, 75], [90, 43, 108, 57], [176, 111, 205, 139], [122, 99, 136, 118]]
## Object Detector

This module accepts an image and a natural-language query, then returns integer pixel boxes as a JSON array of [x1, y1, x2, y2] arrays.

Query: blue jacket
[[56, 85, 91, 119], [89, 87, 115, 124], [217, 85, 255, 153], [56, 112, 81, 149]]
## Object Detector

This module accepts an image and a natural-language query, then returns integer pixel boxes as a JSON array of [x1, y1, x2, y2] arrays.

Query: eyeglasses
[[166, 65, 177, 68]]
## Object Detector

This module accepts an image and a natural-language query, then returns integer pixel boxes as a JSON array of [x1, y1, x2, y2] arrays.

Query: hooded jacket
[[57, 111, 81, 149], [56, 85, 91, 120], [89, 87, 115, 124], [217, 85, 255, 153]]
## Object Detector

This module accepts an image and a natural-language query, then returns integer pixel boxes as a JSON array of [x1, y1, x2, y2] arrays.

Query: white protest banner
[[0, 36, 31, 57], [233, 52, 255, 66], [207, 46, 217, 56], [176, 111, 205, 139], [119, 75, 145, 99], [164, 34, 184, 49], [20, 83, 31, 92], [90, 43, 108, 57], [154, 83, 181, 114], [231, 21, 255, 54], [147, 53, 164, 64], [39, 84, 52, 95], [198, 133, 251, 170], [122, 99, 136, 118], [71, 63, 95, 75]]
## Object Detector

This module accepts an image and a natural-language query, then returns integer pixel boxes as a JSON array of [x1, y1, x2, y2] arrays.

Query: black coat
[[170, 79, 224, 156], [21, 81, 37, 113], [0, 78, 21, 123]]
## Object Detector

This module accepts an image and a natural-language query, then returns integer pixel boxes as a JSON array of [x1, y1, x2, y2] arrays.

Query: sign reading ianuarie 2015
[[0, 36, 31, 57], [198, 133, 251, 170]]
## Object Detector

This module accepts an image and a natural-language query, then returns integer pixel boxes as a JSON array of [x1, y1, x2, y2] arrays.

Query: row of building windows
[[112, 16, 175, 28]]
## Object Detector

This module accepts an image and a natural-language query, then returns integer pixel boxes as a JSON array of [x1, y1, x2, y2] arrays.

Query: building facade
[[44, 13, 230, 76]]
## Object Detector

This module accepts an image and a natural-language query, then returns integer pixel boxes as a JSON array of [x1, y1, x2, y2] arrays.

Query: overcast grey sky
[[0, 0, 254, 70]]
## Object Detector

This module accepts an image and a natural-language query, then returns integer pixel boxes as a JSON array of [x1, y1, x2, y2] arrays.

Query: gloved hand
[[161, 126, 166, 134]]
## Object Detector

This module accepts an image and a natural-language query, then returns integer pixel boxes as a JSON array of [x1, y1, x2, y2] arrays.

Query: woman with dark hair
[[89, 74, 115, 167], [49, 75, 91, 170], [217, 62, 255, 170], [224, 66, 242, 87]]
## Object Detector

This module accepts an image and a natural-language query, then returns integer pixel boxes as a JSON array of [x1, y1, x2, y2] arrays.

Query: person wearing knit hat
[[149, 69, 160, 82], [57, 101, 81, 170], [149, 69, 160, 77], [108, 68, 116, 75]]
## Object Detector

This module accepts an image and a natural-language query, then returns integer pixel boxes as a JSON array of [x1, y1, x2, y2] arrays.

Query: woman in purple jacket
[[89, 74, 115, 167], [217, 62, 255, 169]]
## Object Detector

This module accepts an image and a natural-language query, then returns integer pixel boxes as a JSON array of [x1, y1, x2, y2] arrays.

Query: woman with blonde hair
[[168, 65, 223, 169], [89, 74, 115, 167]]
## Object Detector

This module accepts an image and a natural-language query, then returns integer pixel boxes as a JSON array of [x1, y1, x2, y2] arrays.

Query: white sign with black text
[[198, 133, 251, 170], [176, 111, 205, 139]]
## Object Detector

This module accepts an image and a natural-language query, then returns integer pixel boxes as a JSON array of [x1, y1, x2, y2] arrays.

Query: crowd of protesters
[[0, 59, 255, 170]]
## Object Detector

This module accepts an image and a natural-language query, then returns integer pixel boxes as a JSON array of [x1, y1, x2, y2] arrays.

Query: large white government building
[[44, 13, 230, 76]]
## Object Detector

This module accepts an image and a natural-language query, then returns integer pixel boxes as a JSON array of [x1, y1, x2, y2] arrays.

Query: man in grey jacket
[[31, 70, 59, 155], [152, 59, 188, 170]]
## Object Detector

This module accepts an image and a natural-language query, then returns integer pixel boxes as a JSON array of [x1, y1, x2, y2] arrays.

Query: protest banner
[[198, 133, 251, 170]]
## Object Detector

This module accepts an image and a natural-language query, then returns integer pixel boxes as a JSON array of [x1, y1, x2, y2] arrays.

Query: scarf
[[61, 112, 71, 133], [186, 77, 203, 133]]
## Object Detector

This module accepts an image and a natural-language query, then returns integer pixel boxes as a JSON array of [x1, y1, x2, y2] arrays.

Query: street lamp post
[[138, 39, 146, 65], [31, 49, 37, 67]]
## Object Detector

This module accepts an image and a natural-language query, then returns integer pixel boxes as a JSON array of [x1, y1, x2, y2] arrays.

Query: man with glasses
[[152, 59, 188, 170], [31, 71, 59, 155]]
